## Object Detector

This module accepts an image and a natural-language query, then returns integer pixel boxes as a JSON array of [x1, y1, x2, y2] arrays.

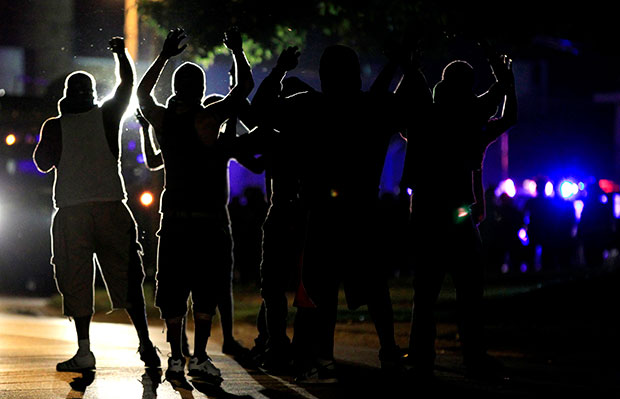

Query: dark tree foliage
[[138, 0, 617, 66]]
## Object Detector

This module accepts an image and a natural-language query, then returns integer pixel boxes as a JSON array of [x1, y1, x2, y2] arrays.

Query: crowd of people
[[33, 26, 517, 389], [481, 177, 620, 275]]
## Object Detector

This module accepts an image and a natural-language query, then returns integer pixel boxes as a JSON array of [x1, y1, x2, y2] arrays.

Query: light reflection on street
[[0, 312, 323, 399]]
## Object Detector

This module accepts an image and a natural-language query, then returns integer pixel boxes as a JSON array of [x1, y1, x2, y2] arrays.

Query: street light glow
[[5, 134, 16, 146], [140, 191, 154, 207]]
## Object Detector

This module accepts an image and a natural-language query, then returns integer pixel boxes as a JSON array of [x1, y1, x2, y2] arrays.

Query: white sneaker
[[187, 356, 223, 385]]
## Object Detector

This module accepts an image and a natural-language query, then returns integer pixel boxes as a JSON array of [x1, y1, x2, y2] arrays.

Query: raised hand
[[223, 27, 243, 52], [108, 37, 125, 54], [498, 55, 515, 89], [161, 28, 187, 59], [276, 46, 300, 72]]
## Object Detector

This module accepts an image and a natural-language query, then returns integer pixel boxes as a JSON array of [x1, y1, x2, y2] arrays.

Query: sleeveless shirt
[[54, 107, 126, 207]]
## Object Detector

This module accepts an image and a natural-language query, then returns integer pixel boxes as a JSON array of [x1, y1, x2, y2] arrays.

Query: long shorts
[[154, 211, 233, 319], [51, 201, 145, 318]]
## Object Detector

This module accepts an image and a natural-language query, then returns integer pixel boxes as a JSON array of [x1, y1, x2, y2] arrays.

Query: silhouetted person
[[136, 27, 254, 385], [200, 90, 263, 360], [578, 184, 614, 269], [494, 192, 527, 272], [251, 44, 426, 383], [138, 91, 263, 360], [228, 76, 316, 372], [524, 179, 575, 271], [401, 48, 516, 382], [33, 37, 160, 372]]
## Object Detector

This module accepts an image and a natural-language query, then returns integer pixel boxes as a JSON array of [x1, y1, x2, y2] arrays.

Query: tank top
[[54, 107, 126, 207]]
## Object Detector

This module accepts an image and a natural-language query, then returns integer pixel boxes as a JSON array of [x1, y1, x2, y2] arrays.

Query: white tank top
[[54, 107, 126, 207]]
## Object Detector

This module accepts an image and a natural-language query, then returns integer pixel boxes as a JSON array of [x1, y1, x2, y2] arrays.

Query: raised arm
[[33, 118, 62, 173], [483, 56, 517, 143], [136, 110, 164, 171], [250, 46, 300, 128], [202, 28, 255, 125], [137, 28, 187, 132], [101, 37, 135, 119], [370, 39, 405, 94]]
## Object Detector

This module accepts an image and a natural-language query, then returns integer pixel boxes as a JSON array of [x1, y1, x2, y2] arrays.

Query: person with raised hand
[[34, 36, 160, 373], [137, 26, 254, 387]]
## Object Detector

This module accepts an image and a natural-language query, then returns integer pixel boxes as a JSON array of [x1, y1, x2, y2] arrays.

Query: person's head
[[435, 60, 476, 105], [319, 45, 361, 96], [58, 71, 97, 114], [172, 62, 205, 104]]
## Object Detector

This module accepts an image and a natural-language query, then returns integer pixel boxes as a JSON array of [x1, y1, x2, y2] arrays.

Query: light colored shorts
[[51, 201, 145, 317]]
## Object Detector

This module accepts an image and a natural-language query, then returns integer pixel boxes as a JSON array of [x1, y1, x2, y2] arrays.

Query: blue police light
[[559, 180, 578, 199], [136, 154, 145, 164], [600, 194, 608, 204]]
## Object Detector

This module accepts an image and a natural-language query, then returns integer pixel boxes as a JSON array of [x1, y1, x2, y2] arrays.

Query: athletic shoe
[[56, 351, 96, 372], [138, 342, 162, 368], [294, 361, 338, 384], [188, 355, 223, 386], [259, 346, 293, 375], [164, 357, 185, 381], [379, 345, 407, 374]]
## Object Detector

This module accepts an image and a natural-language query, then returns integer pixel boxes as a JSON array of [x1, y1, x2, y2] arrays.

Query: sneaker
[[379, 345, 406, 373], [138, 342, 162, 369], [259, 347, 293, 375], [294, 361, 338, 384], [164, 357, 186, 381], [244, 342, 267, 368], [222, 339, 250, 359], [56, 351, 96, 372], [188, 355, 223, 386]]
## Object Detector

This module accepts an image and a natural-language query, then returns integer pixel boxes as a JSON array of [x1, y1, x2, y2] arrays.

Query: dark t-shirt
[[159, 105, 230, 214]]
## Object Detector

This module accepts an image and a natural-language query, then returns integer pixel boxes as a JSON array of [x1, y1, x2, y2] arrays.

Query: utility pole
[[124, 0, 139, 61]]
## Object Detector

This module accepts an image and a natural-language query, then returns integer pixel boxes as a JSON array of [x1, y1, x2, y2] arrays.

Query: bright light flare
[[559, 180, 579, 199], [599, 179, 620, 194], [614, 194, 620, 219], [518, 227, 529, 246], [139, 191, 154, 207], [544, 181, 554, 197], [523, 179, 537, 196], [495, 178, 516, 198], [5, 134, 16, 146]]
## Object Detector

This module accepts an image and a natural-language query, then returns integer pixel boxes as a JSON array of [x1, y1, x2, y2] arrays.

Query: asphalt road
[[2, 268, 620, 399]]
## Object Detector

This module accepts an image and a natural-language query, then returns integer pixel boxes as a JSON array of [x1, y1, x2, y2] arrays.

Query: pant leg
[[408, 217, 448, 371], [451, 220, 486, 365], [260, 203, 305, 349], [94, 202, 145, 312], [51, 205, 97, 318]]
